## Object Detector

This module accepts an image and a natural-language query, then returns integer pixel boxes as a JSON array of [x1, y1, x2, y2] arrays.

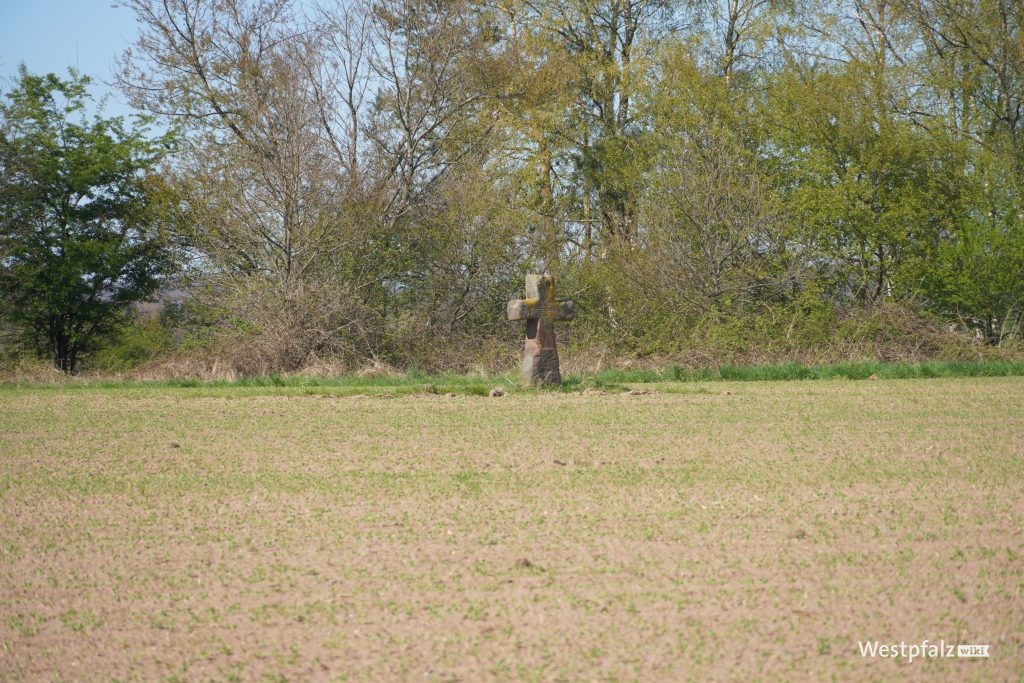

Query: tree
[[117, 0, 527, 370], [0, 67, 173, 373], [485, 0, 679, 254], [641, 112, 789, 314]]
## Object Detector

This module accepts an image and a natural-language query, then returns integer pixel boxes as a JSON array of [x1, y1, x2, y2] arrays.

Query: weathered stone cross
[[507, 274, 576, 386]]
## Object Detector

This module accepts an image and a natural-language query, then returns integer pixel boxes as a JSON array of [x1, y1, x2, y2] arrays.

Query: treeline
[[3, 0, 1024, 374]]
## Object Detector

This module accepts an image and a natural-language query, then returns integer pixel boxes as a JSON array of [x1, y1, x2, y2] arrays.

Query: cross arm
[[553, 301, 577, 321], [507, 299, 538, 321], [507, 299, 577, 321]]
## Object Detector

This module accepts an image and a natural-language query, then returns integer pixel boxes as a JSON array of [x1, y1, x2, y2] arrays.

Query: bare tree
[[639, 131, 796, 314], [117, 0, 386, 365]]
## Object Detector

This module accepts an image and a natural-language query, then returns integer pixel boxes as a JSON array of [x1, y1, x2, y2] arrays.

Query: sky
[[0, 1, 142, 117]]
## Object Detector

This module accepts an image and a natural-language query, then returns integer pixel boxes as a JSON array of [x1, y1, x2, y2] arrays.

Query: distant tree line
[[2, 0, 1023, 373]]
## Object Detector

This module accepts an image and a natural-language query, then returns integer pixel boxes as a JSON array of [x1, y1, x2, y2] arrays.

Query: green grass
[[3, 359, 1023, 394], [577, 359, 1024, 384], [0, 369, 507, 396]]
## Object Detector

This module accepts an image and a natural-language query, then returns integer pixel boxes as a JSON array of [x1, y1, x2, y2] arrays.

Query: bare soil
[[1, 378, 1022, 680]]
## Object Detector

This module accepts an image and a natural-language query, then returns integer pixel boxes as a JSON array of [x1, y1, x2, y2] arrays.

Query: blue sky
[[0, 1, 142, 116]]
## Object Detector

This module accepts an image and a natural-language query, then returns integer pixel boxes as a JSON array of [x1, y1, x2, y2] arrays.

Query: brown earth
[[0, 378, 1022, 681]]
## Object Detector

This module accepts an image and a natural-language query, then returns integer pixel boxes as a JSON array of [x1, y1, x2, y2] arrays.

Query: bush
[[91, 317, 175, 372]]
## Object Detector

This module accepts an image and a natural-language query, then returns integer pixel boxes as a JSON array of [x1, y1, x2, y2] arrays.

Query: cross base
[[521, 322, 563, 386]]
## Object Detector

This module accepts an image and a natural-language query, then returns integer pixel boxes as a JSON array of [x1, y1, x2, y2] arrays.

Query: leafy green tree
[[763, 55, 952, 305], [0, 67, 173, 373], [913, 149, 1024, 343]]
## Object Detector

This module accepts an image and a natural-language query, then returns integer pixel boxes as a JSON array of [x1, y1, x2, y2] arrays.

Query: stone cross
[[507, 274, 576, 386]]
